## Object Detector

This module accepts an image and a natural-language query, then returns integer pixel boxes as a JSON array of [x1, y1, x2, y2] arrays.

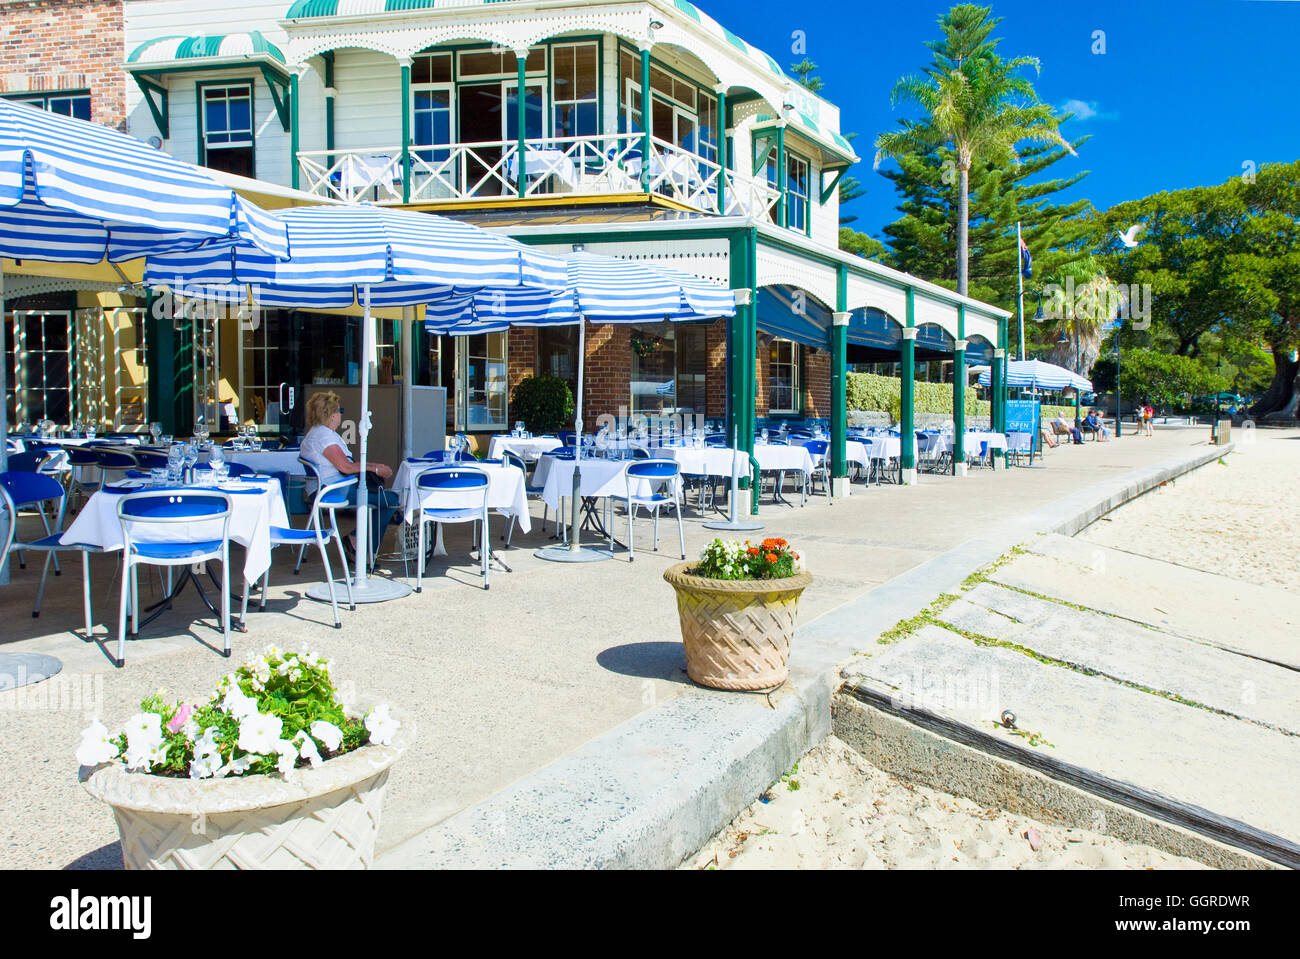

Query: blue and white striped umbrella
[[0, 98, 289, 262], [145, 204, 568, 598], [423, 251, 735, 333], [977, 359, 1092, 392]]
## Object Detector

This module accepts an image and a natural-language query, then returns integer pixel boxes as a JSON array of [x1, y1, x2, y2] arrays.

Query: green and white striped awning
[[755, 112, 859, 165], [127, 32, 288, 75]]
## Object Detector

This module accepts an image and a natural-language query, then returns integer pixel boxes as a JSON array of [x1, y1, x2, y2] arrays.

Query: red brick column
[[705, 317, 727, 419], [0, 0, 126, 131], [583, 321, 630, 423], [803, 348, 831, 418]]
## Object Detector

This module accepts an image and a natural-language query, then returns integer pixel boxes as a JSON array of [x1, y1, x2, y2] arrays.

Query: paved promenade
[[0, 428, 1231, 868]]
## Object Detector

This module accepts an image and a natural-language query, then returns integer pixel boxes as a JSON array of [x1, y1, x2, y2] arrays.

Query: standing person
[[300, 390, 399, 565], [1143, 401, 1155, 437]]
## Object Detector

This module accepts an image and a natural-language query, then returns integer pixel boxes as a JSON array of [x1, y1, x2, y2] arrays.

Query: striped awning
[[0, 97, 289, 263], [754, 112, 858, 165], [423, 252, 735, 333], [128, 32, 288, 74], [977, 360, 1093, 392]]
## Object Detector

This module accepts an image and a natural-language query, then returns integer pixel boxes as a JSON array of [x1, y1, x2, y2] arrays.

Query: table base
[[137, 563, 247, 635], [535, 544, 614, 563], [307, 577, 412, 604]]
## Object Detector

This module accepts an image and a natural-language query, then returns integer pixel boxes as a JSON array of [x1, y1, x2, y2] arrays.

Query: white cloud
[[1061, 99, 1100, 121]]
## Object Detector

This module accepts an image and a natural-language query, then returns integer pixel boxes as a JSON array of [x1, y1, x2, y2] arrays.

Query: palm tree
[[1040, 256, 1116, 375], [875, 4, 1074, 297]]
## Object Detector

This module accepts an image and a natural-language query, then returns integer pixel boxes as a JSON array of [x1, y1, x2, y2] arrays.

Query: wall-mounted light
[[649, 19, 664, 31]]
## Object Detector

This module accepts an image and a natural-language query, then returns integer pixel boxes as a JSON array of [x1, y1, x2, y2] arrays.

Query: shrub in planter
[[78, 645, 413, 870], [664, 538, 812, 691], [511, 375, 575, 435]]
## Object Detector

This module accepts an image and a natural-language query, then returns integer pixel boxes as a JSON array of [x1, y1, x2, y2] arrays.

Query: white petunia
[[123, 712, 163, 752], [217, 753, 256, 778], [365, 704, 400, 746], [75, 720, 119, 767], [189, 751, 222, 779], [274, 739, 298, 776], [295, 732, 323, 769], [193, 725, 223, 758], [309, 720, 343, 752], [237, 712, 284, 756], [124, 739, 167, 773], [221, 684, 258, 721]]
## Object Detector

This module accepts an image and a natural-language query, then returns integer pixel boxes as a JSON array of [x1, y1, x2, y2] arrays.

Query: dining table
[[394, 458, 531, 558], [487, 435, 563, 462]]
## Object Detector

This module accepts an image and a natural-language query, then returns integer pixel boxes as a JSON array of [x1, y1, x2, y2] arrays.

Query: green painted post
[[901, 288, 917, 484], [324, 51, 335, 154], [716, 87, 728, 215], [776, 122, 787, 229], [290, 72, 300, 191], [727, 230, 758, 509], [831, 263, 848, 493], [516, 51, 528, 199], [400, 60, 411, 203], [953, 305, 966, 475], [145, 292, 175, 436], [991, 347, 1005, 435], [639, 48, 651, 193]]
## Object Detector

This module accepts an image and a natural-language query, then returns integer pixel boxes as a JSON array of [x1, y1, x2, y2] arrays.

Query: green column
[[639, 48, 651, 193], [716, 87, 728, 215], [831, 263, 848, 488], [776, 122, 787, 229], [324, 51, 335, 153], [290, 71, 300, 191], [953, 305, 966, 474], [400, 59, 411, 203], [145, 291, 176, 436], [516, 50, 528, 199], [991, 347, 1005, 435], [727, 229, 759, 511], [901, 289, 916, 482]]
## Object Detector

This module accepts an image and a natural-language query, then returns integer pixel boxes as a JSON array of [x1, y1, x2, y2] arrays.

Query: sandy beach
[[1079, 430, 1300, 591], [684, 737, 1202, 870]]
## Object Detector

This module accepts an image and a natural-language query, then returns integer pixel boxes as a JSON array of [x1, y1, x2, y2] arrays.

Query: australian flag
[[1019, 235, 1033, 279]]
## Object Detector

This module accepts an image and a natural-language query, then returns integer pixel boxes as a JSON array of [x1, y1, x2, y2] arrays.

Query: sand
[[1079, 430, 1300, 591], [683, 737, 1203, 870]]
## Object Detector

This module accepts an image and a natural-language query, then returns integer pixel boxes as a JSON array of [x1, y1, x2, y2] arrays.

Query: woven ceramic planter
[[664, 563, 813, 691], [80, 710, 415, 870]]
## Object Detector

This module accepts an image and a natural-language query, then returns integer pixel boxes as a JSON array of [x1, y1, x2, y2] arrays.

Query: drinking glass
[[149, 422, 162, 445], [182, 444, 199, 483], [760, 428, 769, 444], [167, 444, 183, 483]]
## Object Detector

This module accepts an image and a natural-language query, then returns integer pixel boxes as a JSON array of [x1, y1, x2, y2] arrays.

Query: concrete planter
[[80, 711, 415, 870], [664, 562, 813, 691]]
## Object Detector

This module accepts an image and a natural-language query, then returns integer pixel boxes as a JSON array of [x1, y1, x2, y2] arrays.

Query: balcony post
[[901, 289, 917, 485], [290, 70, 300, 191], [323, 51, 335, 153], [715, 84, 728, 215], [639, 46, 651, 193], [953, 304, 967, 475], [516, 49, 529, 199], [776, 120, 787, 228], [399, 57, 411, 203]]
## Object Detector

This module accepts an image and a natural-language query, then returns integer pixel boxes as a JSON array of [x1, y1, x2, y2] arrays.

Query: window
[[7, 310, 73, 426], [459, 333, 507, 430], [458, 48, 545, 79], [551, 42, 598, 139], [787, 153, 811, 234], [412, 52, 453, 163], [537, 325, 578, 399], [697, 91, 719, 165], [199, 83, 254, 178], [768, 339, 800, 414], [619, 47, 709, 155], [759, 142, 779, 224], [629, 323, 707, 416], [5, 92, 91, 121]]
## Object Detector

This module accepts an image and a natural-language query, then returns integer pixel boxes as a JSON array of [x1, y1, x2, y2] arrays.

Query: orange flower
[[761, 538, 787, 550], [747, 547, 760, 556], [765, 553, 778, 563]]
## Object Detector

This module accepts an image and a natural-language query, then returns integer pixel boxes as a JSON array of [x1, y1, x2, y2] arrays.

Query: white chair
[[250, 476, 357, 629], [414, 466, 491, 591], [616, 459, 685, 562], [501, 450, 548, 546], [115, 490, 232, 669]]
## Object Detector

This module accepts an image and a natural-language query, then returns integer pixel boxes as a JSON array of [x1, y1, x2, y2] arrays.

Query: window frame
[[786, 150, 811, 235], [549, 40, 600, 141], [5, 91, 92, 121], [196, 79, 256, 178], [767, 337, 801, 415], [457, 331, 509, 432]]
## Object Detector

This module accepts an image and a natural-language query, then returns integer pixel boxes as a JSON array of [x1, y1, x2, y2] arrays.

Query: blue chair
[[132, 450, 170, 470], [67, 447, 102, 505], [0, 471, 101, 636], [617, 459, 685, 562], [256, 475, 356, 628], [94, 449, 138, 488], [501, 450, 549, 545], [115, 490, 233, 668], [413, 466, 491, 591], [802, 440, 833, 500]]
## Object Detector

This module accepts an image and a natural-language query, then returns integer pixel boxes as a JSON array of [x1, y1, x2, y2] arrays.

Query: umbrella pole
[[536, 315, 610, 563], [310, 284, 413, 604], [0, 262, 8, 586]]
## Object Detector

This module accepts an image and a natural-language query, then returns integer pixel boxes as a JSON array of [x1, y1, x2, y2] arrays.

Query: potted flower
[[663, 538, 812, 691], [77, 645, 414, 870]]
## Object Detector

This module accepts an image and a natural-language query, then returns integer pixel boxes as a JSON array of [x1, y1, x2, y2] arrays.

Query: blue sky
[[700, 0, 1300, 243]]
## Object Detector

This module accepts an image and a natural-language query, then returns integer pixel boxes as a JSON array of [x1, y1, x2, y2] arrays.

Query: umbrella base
[[306, 578, 413, 604], [534, 545, 614, 563], [702, 520, 765, 531]]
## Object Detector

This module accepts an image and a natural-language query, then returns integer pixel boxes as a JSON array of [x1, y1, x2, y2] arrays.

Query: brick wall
[[507, 325, 537, 396], [0, 0, 126, 131], [705, 317, 727, 418], [803, 347, 831, 417], [583, 320, 630, 423]]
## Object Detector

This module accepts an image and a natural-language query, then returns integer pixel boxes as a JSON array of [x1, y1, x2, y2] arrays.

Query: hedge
[[846, 372, 1077, 422]]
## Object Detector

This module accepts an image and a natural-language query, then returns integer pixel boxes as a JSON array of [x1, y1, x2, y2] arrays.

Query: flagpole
[[1016, 222, 1026, 361]]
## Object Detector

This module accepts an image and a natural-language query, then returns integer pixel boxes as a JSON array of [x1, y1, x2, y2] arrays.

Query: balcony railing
[[296, 133, 780, 220]]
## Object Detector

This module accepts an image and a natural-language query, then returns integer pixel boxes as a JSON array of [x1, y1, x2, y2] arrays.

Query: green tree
[[839, 228, 890, 262], [875, 4, 1075, 297], [1092, 348, 1228, 412], [789, 58, 824, 94]]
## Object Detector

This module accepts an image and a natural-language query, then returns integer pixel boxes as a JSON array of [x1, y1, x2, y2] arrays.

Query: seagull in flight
[[1118, 224, 1144, 249]]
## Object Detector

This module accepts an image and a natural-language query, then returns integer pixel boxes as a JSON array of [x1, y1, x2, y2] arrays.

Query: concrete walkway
[[0, 427, 1234, 868]]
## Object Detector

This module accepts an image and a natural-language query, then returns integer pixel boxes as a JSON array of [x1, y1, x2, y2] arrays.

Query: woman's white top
[[300, 424, 350, 487]]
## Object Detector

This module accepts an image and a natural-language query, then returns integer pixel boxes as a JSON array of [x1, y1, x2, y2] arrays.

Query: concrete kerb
[[378, 442, 1234, 870]]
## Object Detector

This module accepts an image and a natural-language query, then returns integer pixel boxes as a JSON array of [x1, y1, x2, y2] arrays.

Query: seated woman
[[1082, 410, 1109, 441], [1054, 414, 1084, 445], [300, 391, 399, 564], [1038, 418, 1059, 449]]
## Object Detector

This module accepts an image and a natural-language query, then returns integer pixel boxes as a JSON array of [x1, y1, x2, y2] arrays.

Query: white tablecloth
[[60, 480, 289, 585], [506, 149, 578, 189], [394, 460, 531, 534], [965, 431, 1008, 452], [534, 455, 669, 510], [487, 435, 563, 462], [650, 446, 745, 479], [753, 444, 815, 476], [788, 438, 871, 471], [855, 435, 901, 461]]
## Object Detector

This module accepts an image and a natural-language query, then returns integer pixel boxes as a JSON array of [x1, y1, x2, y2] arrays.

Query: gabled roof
[[128, 32, 287, 73]]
